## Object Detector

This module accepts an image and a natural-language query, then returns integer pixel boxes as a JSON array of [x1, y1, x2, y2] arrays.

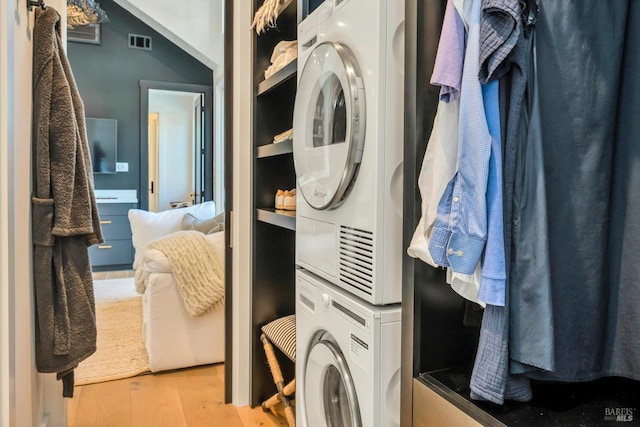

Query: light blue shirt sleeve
[[478, 80, 506, 306], [428, 0, 492, 275]]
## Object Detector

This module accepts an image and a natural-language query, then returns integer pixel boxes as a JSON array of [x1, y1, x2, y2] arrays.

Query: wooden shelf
[[257, 59, 297, 96], [256, 139, 293, 158], [256, 208, 296, 231]]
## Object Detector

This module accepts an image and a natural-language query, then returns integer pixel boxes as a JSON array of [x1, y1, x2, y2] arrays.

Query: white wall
[[1, 2, 67, 426], [113, 0, 223, 75], [148, 90, 197, 211]]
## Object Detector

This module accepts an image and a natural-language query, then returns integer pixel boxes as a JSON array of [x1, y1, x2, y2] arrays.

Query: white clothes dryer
[[296, 269, 401, 427], [293, 0, 405, 305]]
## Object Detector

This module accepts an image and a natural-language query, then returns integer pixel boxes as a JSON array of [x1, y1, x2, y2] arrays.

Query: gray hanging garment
[[32, 6, 104, 397], [508, 29, 555, 375], [605, 0, 640, 379], [517, 0, 630, 382]]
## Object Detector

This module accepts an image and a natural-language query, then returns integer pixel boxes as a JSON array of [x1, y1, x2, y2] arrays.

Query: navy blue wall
[[67, 0, 213, 196]]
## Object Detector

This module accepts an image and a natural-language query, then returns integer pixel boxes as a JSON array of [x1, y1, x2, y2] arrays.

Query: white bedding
[[140, 230, 225, 372], [138, 230, 225, 283]]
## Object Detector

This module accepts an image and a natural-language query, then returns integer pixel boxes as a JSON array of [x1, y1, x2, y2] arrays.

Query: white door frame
[[230, 0, 253, 406], [214, 74, 225, 214], [147, 112, 160, 212]]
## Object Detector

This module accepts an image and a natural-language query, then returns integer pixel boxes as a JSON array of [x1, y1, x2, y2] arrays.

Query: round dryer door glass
[[323, 365, 353, 426], [304, 336, 362, 427], [293, 42, 366, 210]]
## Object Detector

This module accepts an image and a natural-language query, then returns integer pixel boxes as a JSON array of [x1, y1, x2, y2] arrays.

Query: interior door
[[192, 93, 205, 205]]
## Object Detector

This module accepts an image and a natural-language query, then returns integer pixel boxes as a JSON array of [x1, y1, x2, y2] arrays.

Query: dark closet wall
[[67, 0, 213, 194]]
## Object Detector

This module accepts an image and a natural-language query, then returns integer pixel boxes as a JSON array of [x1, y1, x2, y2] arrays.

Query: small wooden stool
[[260, 314, 296, 427]]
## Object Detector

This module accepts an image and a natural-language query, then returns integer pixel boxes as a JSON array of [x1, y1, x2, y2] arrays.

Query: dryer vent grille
[[339, 226, 374, 295]]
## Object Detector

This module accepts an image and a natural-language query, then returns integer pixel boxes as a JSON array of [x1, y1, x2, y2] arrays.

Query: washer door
[[293, 42, 366, 210], [304, 332, 362, 427]]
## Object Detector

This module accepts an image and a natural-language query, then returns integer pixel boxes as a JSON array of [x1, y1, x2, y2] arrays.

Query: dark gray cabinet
[[89, 203, 135, 270]]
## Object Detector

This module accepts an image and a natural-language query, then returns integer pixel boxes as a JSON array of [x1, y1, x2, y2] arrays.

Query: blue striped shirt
[[429, 0, 492, 275]]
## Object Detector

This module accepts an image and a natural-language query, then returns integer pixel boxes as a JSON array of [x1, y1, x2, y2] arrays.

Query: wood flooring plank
[[171, 364, 220, 380], [67, 364, 293, 427], [173, 364, 245, 427], [66, 385, 82, 427], [70, 379, 131, 427], [130, 373, 188, 427], [236, 405, 290, 427], [210, 363, 225, 382]]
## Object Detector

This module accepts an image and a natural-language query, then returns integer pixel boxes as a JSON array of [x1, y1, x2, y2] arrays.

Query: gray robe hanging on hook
[[31, 5, 103, 398]]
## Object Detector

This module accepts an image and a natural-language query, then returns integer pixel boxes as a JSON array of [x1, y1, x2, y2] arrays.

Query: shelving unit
[[250, 0, 298, 407], [257, 59, 297, 95], [257, 208, 296, 230], [256, 139, 293, 158]]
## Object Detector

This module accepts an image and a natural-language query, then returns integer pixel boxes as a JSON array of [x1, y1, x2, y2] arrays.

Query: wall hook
[[27, 0, 47, 11]]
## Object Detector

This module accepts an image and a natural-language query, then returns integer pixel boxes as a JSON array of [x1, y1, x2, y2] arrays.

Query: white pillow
[[128, 201, 216, 269]]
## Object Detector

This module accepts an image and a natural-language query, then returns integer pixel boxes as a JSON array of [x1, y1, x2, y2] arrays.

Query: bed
[[129, 203, 225, 372]]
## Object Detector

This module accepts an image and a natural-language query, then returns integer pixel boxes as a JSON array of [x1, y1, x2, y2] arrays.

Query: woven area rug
[[75, 277, 150, 386]]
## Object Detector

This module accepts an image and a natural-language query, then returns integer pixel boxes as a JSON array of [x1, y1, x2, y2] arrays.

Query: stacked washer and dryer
[[292, 0, 405, 425]]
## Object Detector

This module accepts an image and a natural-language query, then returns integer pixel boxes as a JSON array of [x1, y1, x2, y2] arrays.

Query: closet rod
[[27, 0, 47, 11]]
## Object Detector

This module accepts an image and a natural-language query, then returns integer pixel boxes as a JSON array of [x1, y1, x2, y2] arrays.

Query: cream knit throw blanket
[[136, 231, 224, 317]]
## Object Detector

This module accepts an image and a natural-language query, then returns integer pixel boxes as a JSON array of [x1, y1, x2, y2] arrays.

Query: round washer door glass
[[304, 336, 362, 427], [293, 42, 366, 210]]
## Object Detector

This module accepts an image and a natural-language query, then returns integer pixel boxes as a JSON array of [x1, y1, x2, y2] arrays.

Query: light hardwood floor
[[81, 272, 285, 425], [67, 364, 289, 427]]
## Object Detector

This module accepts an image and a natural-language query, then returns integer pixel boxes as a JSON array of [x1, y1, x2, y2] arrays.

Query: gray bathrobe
[[32, 7, 104, 397]]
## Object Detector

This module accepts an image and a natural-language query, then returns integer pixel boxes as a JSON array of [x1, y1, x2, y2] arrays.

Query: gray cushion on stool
[[262, 314, 296, 361]]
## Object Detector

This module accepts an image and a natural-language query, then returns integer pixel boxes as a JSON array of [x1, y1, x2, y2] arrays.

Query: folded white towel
[[265, 40, 298, 79]]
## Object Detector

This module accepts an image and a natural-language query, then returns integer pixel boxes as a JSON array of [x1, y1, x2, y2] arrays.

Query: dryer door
[[293, 42, 366, 210], [304, 333, 362, 427]]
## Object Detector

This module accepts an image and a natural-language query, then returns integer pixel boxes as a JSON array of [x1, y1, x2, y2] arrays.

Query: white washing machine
[[293, 0, 405, 305], [296, 269, 401, 427]]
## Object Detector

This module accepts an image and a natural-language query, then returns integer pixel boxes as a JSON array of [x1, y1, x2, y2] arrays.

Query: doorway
[[58, 0, 234, 422], [146, 89, 205, 212], [139, 81, 216, 212]]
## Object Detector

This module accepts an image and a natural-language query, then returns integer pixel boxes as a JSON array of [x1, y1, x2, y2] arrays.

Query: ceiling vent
[[128, 34, 152, 51]]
